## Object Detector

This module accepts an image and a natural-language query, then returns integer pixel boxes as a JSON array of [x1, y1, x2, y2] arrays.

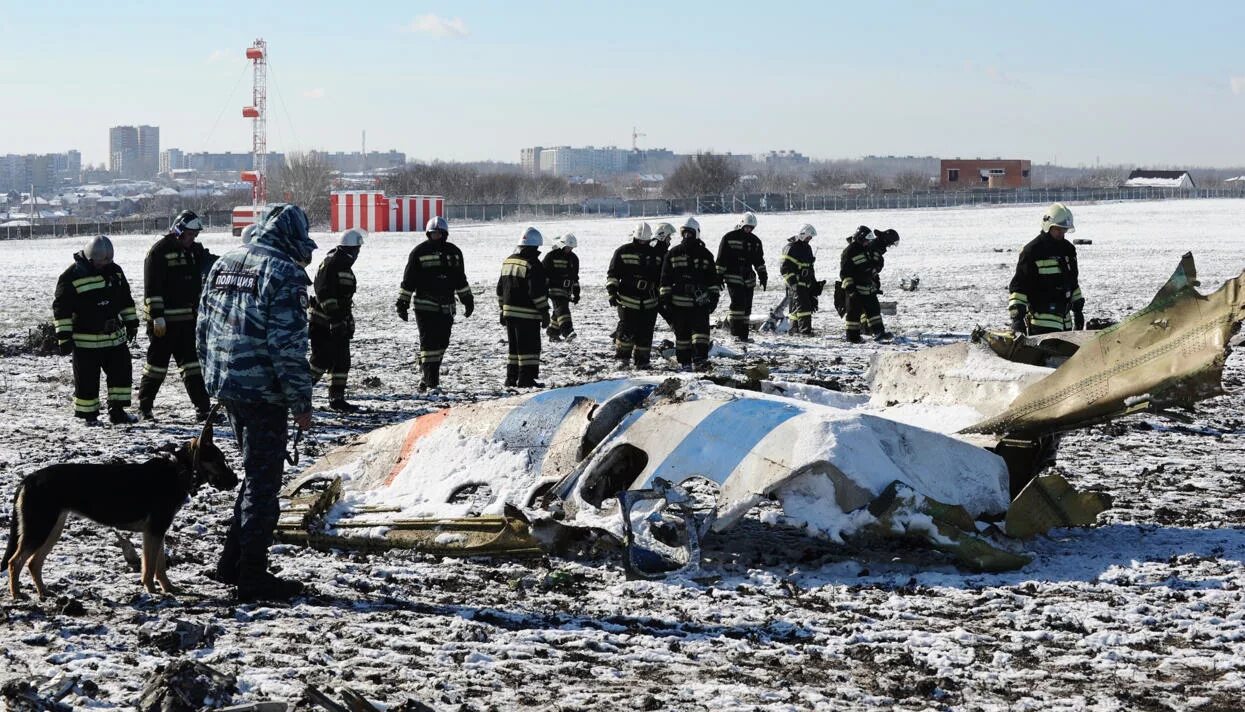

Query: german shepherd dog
[[3, 405, 237, 598]]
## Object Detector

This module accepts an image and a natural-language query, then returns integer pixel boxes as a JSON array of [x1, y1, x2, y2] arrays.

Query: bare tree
[[271, 152, 335, 222], [892, 171, 933, 192], [664, 153, 740, 198]]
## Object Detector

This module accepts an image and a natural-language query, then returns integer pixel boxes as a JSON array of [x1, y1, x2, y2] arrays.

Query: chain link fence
[[5, 187, 1241, 239]]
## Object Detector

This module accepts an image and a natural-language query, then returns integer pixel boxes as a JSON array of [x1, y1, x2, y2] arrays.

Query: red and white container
[[389, 195, 445, 232], [330, 191, 389, 232], [231, 204, 269, 236]]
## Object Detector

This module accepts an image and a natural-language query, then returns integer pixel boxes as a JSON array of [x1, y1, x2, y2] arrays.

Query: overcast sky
[[4, 0, 1245, 167]]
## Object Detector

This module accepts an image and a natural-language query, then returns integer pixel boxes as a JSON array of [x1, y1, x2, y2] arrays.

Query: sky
[[4, 0, 1245, 168]]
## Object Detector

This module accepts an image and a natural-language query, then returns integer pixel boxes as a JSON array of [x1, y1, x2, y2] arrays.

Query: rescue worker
[[840, 225, 896, 343], [659, 217, 722, 371], [497, 227, 550, 387], [652, 222, 677, 331], [542, 233, 580, 341], [1009, 202, 1084, 335], [780, 223, 820, 335], [52, 235, 140, 425], [716, 211, 767, 342], [396, 216, 474, 391], [198, 203, 316, 602], [137, 209, 215, 421], [607, 222, 663, 368], [309, 228, 365, 411]]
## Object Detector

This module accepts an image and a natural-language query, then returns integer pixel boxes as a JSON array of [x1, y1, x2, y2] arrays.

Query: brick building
[[940, 158, 1031, 189]]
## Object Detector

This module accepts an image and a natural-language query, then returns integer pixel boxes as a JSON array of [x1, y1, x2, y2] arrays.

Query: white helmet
[[240, 223, 259, 245], [737, 211, 758, 229], [680, 216, 701, 239], [554, 232, 578, 249], [653, 222, 677, 243], [630, 221, 653, 242], [1041, 202, 1075, 233], [797, 224, 817, 241], [84, 235, 114, 267], [338, 228, 366, 247], [425, 216, 449, 236], [519, 226, 543, 247]]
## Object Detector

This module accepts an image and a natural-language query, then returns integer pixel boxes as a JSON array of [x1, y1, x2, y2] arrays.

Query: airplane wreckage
[[278, 254, 1245, 577]]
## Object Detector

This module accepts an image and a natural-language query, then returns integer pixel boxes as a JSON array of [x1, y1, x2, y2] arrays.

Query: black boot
[[139, 401, 156, 421], [873, 330, 894, 342], [236, 558, 305, 603], [504, 364, 519, 388], [109, 407, 137, 425], [516, 366, 544, 389], [845, 330, 864, 343], [329, 398, 362, 413]]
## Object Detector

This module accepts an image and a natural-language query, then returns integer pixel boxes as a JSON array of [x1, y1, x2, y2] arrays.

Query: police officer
[[607, 222, 663, 368], [1009, 202, 1084, 335], [660, 217, 722, 371], [841, 225, 896, 343], [309, 228, 365, 411], [543, 233, 580, 341], [781, 224, 820, 335], [396, 216, 474, 391], [138, 210, 215, 421], [52, 235, 140, 425], [497, 227, 550, 387], [198, 203, 316, 602], [716, 211, 767, 342]]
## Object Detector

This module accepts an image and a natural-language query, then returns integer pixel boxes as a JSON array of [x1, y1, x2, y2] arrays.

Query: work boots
[[329, 399, 361, 413], [109, 407, 137, 425], [235, 557, 305, 603], [845, 330, 864, 344], [515, 366, 544, 389], [504, 364, 519, 388]]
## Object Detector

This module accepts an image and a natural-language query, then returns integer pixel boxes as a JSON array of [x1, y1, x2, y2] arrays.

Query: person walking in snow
[[309, 228, 365, 411], [498, 227, 551, 388], [1008, 202, 1085, 335], [659, 217, 722, 371], [395, 217, 475, 391], [542, 233, 581, 341], [716, 211, 767, 342]]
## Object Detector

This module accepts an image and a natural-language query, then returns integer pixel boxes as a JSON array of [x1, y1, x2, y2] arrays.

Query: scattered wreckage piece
[[1004, 473, 1114, 540], [966, 253, 1245, 436]]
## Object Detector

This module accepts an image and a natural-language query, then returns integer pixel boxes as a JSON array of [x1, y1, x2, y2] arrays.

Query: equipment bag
[[833, 280, 847, 317]]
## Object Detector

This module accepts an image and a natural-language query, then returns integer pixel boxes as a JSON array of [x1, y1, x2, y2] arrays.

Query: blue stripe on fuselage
[[491, 379, 641, 452], [642, 398, 802, 487]]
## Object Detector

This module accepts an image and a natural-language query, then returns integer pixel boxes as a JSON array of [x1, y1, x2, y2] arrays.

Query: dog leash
[[285, 425, 303, 466]]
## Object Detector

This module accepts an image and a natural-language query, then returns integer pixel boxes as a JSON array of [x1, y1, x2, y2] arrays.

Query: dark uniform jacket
[[607, 241, 663, 311], [542, 247, 580, 300], [839, 242, 881, 296], [781, 239, 817, 288], [716, 229, 767, 288], [309, 247, 358, 328], [660, 236, 722, 308], [497, 247, 550, 320], [399, 239, 472, 315], [143, 234, 216, 324], [1008, 232, 1084, 331], [53, 252, 139, 350]]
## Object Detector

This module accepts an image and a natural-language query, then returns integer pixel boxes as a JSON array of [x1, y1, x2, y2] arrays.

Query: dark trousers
[[726, 283, 755, 339], [72, 343, 132, 418], [309, 323, 352, 399], [614, 307, 659, 367], [217, 400, 288, 581], [504, 318, 542, 386], [548, 297, 575, 338], [670, 307, 711, 367], [414, 310, 453, 387], [845, 293, 883, 337], [139, 321, 208, 410], [788, 284, 814, 334]]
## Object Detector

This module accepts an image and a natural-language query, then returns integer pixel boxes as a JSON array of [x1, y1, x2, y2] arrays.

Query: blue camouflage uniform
[[197, 204, 317, 584]]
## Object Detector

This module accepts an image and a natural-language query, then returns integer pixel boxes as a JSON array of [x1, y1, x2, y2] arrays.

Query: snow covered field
[[1, 199, 1244, 710]]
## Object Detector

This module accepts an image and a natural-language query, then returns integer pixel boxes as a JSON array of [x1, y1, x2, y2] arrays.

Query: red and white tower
[[241, 39, 267, 205]]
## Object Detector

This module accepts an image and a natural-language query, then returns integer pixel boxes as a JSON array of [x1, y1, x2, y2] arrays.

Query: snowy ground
[[1, 199, 1244, 710]]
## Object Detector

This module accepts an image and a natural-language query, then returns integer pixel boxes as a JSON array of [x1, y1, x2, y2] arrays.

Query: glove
[[571, 285, 581, 304], [811, 297, 819, 313], [329, 320, 349, 338], [462, 295, 475, 318], [58, 340, 74, 355], [608, 294, 619, 308], [1073, 308, 1085, 330], [759, 277, 767, 291], [1010, 309, 1027, 335], [151, 317, 167, 338], [395, 300, 409, 322], [499, 313, 507, 327], [812, 280, 826, 298], [346, 317, 356, 340], [125, 323, 138, 344], [540, 312, 551, 329]]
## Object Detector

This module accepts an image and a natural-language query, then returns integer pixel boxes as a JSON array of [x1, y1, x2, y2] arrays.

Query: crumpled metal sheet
[[965, 254, 1245, 436]]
